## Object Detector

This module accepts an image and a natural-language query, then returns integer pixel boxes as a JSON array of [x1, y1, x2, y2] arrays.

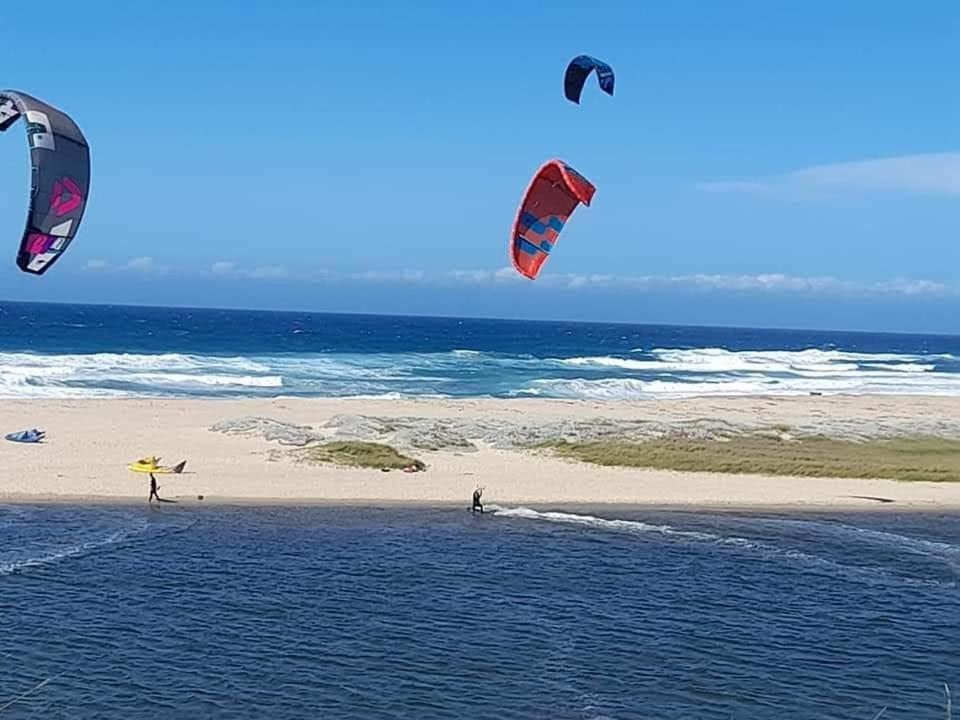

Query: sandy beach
[[1, 395, 959, 509]]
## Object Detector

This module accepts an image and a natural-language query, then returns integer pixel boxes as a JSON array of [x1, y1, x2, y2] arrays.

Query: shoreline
[[0, 494, 952, 515], [3, 395, 960, 510]]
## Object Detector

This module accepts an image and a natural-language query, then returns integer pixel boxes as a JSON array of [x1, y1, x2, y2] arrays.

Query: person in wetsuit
[[471, 486, 484, 513], [148, 473, 161, 503]]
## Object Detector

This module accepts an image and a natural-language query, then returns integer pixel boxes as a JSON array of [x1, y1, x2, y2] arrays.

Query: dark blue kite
[[563, 55, 615, 105]]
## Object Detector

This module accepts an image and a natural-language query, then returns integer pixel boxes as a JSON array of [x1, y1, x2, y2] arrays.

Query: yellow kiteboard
[[128, 456, 187, 474]]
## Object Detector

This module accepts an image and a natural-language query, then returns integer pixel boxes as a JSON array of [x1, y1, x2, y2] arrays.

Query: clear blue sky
[[1, 0, 958, 332]]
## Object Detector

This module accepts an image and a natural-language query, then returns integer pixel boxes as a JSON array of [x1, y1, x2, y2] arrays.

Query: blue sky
[[1, 0, 958, 331]]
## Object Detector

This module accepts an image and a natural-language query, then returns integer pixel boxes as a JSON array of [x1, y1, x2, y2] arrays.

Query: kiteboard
[[128, 457, 187, 474], [4, 428, 45, 443]]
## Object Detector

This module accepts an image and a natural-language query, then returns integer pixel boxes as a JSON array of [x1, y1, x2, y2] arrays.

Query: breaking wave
[[0, 345, 958, 399]]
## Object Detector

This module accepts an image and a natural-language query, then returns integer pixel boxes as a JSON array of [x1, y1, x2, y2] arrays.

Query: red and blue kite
[[510, 160, 596, 280]]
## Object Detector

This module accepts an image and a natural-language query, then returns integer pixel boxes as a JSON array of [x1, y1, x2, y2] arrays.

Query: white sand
[[1, 396, 960, 509]]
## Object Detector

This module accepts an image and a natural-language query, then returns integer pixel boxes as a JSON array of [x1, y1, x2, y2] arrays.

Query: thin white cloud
[[351, 267, 523, 286], [83, 259, 108, 271], [558, 272, 948, 297], [80, 258, 951, 298], [124, 256, 169, 274], [209, 261, 287, 279], [873, 278, 947, 296], [493, 266, 523, 283], [645, 273, 852, 293], [698, 152, 960, 196], [351, 269, 426, 283], [247, 265, 287, 279], [448, 269, 492, 284], [347, 268, 950, 298]]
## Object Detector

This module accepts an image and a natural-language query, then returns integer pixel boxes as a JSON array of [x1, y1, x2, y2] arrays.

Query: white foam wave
[[562, 347, 948, 378], [651, 347, 954, 364], [120, 373, 282, 388], [0, 351, 285, 398], [861, 363, 935, 373], [0, 351, 271, 373], [0, 345, 956, 400], [525, 373, 960, 400], [532, 346, 960, 399]]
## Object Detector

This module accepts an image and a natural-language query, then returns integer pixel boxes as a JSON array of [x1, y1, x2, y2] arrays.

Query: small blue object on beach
[[4, 428, 45, 443]]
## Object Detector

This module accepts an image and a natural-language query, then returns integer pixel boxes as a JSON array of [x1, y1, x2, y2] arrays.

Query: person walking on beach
[[471, 486, 484, 514], [148, 473, 161, 503]]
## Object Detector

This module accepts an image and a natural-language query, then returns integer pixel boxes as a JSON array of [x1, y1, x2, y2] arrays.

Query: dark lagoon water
[[1, 503, 957, 718]]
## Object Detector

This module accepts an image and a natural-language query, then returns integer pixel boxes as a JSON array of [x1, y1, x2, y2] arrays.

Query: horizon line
[[0, 297, 957, 340]]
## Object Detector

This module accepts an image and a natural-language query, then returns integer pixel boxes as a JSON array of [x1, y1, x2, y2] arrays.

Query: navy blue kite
[[563, 55, 615, 104]]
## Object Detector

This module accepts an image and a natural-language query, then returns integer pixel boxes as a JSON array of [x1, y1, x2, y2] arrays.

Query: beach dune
[[2, 395, 960, 509]]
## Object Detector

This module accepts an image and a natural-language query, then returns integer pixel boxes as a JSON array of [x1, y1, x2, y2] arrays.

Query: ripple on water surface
[[0, 504, 957, 719]]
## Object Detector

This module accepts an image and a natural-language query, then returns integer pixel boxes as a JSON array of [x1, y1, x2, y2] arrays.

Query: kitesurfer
[[471, 486, 484, 514], [148, 473, 161, 503]]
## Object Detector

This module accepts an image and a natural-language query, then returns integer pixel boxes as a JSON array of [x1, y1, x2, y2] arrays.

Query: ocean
[[1, 301, 959, 399], [1, 504, 957, 718]]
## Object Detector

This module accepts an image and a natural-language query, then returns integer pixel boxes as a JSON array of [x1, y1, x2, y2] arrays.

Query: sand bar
[[2, 396, 960, 509]]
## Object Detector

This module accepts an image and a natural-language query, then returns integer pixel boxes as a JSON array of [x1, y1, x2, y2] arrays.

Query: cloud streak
[[125, 256, 160, 273], [210, 261, 288, 279], [503, 271, 949, 297], [698, 152, 960, 196], [85, 257, 952, 299], [82, 257, 169, 274], [320, 267, 952, 298]]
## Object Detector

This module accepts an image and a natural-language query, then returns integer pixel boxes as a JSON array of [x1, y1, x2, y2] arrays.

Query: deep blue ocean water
[[1, 504, 957, 718], [1, 301, 960, 399]]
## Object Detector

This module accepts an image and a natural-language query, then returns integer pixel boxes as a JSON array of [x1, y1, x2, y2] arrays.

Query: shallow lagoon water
[[1, 503, 957, 718]]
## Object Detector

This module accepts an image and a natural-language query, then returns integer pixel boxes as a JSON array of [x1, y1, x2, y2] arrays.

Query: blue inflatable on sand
[[4, 428, 45, 443]]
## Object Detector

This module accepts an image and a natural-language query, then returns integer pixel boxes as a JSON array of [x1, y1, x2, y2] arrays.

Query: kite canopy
[[0, 90, 90, 275], [510, 160, 596, 280], [564, 55, 615, 104]]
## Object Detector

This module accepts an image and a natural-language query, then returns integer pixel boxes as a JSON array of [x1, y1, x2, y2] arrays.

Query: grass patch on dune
[[541, 436, 960, 482], [295, 441, 426, 470]]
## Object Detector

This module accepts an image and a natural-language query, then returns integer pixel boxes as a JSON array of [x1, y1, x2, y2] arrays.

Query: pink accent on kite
[[51, 177, 83, 217], [26, 233, 54, 255]]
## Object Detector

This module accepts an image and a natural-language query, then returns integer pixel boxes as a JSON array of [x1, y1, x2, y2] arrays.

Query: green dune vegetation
[[541, 434, 960, 482], [294, 441, 426, 471]]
